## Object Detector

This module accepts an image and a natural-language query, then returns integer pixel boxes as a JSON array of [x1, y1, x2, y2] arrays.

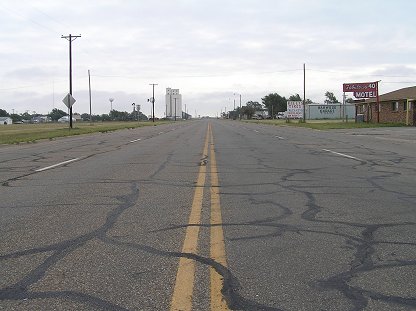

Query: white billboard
[[287, 101, 303, 119]]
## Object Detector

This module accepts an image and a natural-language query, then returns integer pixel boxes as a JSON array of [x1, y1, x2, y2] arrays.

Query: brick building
[[355, 86, 416, 125]]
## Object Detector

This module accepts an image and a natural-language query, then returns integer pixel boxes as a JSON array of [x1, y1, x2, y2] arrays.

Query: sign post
[[62, 93, 76, 128]]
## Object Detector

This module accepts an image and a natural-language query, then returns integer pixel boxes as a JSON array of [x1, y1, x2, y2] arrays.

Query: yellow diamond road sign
[[62, 93, 76, 108]]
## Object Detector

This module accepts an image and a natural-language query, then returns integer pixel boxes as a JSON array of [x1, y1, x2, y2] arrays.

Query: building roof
[[363, 86, 416, 104]]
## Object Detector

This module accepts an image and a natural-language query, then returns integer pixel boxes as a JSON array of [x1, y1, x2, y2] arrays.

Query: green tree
[[48, 108, 67, 121], [101, 114, 111, 121], [81, 113, 90, 121], [10, 114, 22, 122], [262, 93, 287, 116], [0, 109, 9, 117], [110, 110, 130, 121], [246, 101, 263, 111], [21, 112, 32, 121], [240, 105, 255, 119], [324, 91, 339, 104], [138, 111, 148, 121], [288, 94, 302, 101], [288, 94, 316, 104]]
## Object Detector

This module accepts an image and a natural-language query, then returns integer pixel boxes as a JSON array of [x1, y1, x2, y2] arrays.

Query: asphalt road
[[1, 120, 415, 311]]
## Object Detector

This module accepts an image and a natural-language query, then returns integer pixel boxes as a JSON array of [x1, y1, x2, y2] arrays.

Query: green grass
[[244, 119, 407, 130], [0, 121, 171, 144]]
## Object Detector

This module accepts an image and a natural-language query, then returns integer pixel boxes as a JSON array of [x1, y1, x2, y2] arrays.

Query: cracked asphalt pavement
[[1, 119, 415, 310]]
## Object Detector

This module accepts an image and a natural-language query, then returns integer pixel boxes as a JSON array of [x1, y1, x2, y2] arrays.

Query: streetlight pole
[[239, 94, 242, 120], [149, 83, 158, 122], [303, 63, 306, 123], [88, 70, 92, 123], [234, 93, 242, 120]]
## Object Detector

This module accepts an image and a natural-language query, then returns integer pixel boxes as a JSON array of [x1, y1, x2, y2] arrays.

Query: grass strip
[[244, 119, 407, 130], [0, 121, 171, 144]]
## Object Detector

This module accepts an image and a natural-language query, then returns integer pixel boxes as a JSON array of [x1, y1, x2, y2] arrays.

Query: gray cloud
[[1, 0, 415, 116]]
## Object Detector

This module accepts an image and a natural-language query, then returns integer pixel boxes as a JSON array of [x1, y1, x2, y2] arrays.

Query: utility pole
[[239, 94, 242, 120], [61, 34, 81, 129], [88, 69, 92, 122], [376, 81, 380, 124], [303, 63, 306, 123], [149, 83, 158, 122], [52, 80, 55, 110]]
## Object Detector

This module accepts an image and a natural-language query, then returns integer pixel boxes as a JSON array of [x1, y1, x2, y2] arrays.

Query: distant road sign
[[62, 93, 76, 108]]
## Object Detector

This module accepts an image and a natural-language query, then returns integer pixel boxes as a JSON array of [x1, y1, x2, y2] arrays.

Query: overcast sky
[[1, 0, 415, 117]]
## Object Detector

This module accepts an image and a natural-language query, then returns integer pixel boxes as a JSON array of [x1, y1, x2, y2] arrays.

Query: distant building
[[73, 113, 82, 121], [306, 104, 355, 120], [0, 117, 12, 125], [58, 116, 76, 123], [355, 86, 416, 125], [165, 88, 182, 119], [254, 109, 269, 119]]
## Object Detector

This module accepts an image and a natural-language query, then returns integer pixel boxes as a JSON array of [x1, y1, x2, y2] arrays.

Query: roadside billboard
[[287, 101, 303, 119], [343, 82, 378, 99]]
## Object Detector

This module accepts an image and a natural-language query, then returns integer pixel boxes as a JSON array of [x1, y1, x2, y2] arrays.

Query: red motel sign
[[343, 82, 378, 99]]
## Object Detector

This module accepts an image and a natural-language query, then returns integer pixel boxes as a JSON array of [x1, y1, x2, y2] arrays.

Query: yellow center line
[[170, 124, 210, 311], [170, 123, 230, 310], [209, 124, 230, 311]]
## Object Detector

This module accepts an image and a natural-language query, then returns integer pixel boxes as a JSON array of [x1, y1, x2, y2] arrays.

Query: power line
[[382, 81, 416, 84], [90, 68, 303, 80], [0, 81, 63, 92]]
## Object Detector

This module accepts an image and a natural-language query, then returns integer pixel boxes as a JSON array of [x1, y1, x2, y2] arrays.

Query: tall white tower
[[166, 88, 182, 119]]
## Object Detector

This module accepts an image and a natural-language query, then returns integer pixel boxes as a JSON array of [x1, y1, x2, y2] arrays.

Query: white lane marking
[[35, 158, 81, 172], [275, 136, 285, 140], [322, 149, 363, 161], [129, 138, 142, 143], [254, 130, 259, 133], [158, 132, 164, 135]]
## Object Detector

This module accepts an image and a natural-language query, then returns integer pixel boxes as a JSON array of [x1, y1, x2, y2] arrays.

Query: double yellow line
[[170, 123, 230, 311]]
